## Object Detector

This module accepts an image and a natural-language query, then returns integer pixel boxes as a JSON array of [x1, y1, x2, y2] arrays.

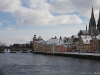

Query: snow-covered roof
[[73, 35, 79, 38], [46, 38, 64, 45], [64, 43, 73, 45], [36, 40, 45, 44], [63, 37, 66, 40], [38, 36, 43, 40], [63, 37, 71, 40], [63, 43, 74, 47], [81, 35, 92, 44], [78, 30, 88, 35], [64, 45, 72, 48], [63, 35, 79, 41], [96, 34, 100, 40]]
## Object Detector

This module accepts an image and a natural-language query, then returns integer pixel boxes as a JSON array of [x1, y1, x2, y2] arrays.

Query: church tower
[[97, 10, 100, 34], [33, 35, 37, 50], [88, 6, 97, 35], [86, 24, 87, 31]]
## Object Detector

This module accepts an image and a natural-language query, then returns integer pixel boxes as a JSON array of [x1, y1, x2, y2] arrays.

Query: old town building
[[76, 6, 100, 52], [57, 43, 74, 52], [33, 35, 45, 52], [76, 35, 92, 52], [45, 37, 64, 52], [32, 7, 100, 53], [33, 35, 74, 53], [90, 34, 100, 52]]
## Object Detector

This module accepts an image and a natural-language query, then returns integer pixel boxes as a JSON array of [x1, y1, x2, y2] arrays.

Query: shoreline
[[33, 52, 100, 60], [1, 50, 100, 60]]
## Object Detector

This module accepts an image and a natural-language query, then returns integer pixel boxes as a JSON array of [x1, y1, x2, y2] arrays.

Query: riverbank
[[33, 52, 100, 60], [1, 50, 100, 60]]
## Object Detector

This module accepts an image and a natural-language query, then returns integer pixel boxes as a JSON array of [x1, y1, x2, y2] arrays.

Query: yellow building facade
[[76, 35, 92, 52]]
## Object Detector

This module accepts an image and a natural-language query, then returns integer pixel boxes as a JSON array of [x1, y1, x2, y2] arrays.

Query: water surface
[[0, 51, 100, 75]]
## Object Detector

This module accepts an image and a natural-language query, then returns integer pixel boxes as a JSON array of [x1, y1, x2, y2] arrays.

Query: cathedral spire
[[97, 9, 100, 34], [89, 6, 94, 31], [88, 6, 96, 35], [86, 24, 87, 31], [98, 9, 100, 21], [97, 9, 100, 24], [91, 6, 94, 19], [90, 6, 96, 26]]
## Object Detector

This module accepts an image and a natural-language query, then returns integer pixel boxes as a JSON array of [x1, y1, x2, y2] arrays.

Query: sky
[[0, 0, 100, 46]]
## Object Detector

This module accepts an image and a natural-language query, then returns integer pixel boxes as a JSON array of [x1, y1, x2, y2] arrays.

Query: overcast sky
[[0, 0, 100, 45]]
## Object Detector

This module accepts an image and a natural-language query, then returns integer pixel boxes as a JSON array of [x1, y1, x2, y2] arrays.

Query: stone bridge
[[0, 47, 33, 53]]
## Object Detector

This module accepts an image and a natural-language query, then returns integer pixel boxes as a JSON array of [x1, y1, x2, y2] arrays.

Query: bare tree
[[0, 42, 6, 52]]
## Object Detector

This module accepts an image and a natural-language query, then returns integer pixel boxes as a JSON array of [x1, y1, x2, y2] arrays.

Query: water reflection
[[0, 52, 100, 75]]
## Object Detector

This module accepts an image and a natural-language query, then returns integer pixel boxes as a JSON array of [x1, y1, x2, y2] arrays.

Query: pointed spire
[[88, 6, 96, 35], [97, 9, 100, 25], [55, 36, 57, 39], [89, 6, 96, 26], [59, 36, 62, 40], [97, 9, 100, 33], [91, 6, 94, 18], [98, 9, 100, 21], [86, 24, 87, 31]]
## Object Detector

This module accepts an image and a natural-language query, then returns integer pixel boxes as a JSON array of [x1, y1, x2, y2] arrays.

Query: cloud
[[0, 23, 2, 26], [18, 30, 22, 32], [29, 0, 50, 10], [0, 36, 31, 46], [50, 0, 100, 20], [7, 27, 12, 30], [0, 0, 83, 26], [12, 37, 31, 44], [1, 0, 100, 26], [69, 0, 100, 19], [47, 14, 82, 25], [0, 0, 21, 13], [17, 37, 30, 42], [50, 0, 72, 13]]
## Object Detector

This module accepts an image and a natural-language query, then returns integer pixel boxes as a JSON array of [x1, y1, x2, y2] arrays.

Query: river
[[0, 50, 100, 75]]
